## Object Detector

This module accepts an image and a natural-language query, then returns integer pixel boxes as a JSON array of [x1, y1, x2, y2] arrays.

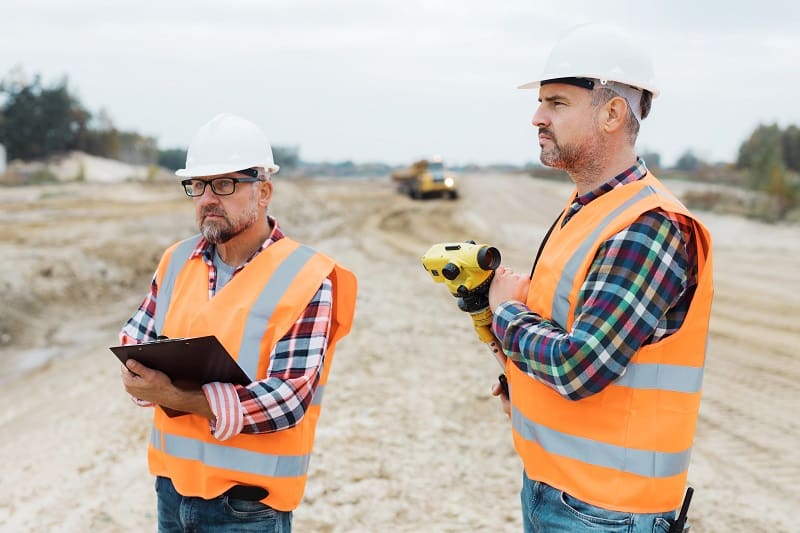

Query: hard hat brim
[[175, 163, 280, 178], [517, 78, 660, 98]]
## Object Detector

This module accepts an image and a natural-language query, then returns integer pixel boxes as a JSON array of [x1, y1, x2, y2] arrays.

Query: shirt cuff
[[130, 395, 154, 407], [492, 301, 529, 340], [202, 382, 245, 441]]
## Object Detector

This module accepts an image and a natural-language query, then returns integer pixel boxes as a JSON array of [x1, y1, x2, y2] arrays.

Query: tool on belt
[[668, 487, 693, 532]]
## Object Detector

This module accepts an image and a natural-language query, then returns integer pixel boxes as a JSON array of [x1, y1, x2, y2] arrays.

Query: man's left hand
[[491, 380, 511, 419], [489, 266, 530, 312]]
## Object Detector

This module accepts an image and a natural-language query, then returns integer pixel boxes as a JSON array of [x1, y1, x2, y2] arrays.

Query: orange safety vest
[[507, 173, 713, 514], [146, 236, 356, 511]]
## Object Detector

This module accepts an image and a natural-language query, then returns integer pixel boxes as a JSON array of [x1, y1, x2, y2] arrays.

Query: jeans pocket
[[653, 517, 672, 533], [559, 491, 633, 528], [223, 497, 277, 520]]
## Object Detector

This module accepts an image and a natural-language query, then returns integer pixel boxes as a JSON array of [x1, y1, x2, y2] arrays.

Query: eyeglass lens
[[184, 178, 236, 196]]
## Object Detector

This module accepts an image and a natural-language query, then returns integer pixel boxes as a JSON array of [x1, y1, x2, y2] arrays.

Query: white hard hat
[[176, 113, 280, 178], [519, 23, 659, 98]]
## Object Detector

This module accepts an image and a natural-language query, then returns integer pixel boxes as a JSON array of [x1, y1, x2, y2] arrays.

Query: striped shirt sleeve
[[492, 210, 690, 400]]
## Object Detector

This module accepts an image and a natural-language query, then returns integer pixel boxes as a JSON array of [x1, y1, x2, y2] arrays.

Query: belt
[[223, 485, 269, 501]]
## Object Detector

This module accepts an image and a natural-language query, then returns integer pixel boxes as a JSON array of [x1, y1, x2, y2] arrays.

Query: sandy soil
[[0, 171, 798, 532]]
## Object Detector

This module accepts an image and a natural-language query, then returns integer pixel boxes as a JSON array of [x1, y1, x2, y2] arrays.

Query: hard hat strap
[[595, 79, 644, 123]]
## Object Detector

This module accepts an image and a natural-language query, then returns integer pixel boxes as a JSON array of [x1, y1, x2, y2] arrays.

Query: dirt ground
[[0, 171, 798, 532]]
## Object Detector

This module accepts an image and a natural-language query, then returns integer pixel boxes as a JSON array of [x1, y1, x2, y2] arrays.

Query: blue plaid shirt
[[492, 160, 698, 399]]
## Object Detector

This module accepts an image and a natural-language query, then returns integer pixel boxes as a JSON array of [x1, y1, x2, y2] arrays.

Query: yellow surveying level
[[421, 241, 501, 344], [422, 241, 508, 395]]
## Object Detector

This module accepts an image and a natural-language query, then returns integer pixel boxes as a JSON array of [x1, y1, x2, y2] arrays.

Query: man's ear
[[259, 179, 273, 206], [602, 96, 629, 134]]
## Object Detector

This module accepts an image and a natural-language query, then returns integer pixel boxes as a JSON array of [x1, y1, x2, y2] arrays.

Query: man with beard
[[487, 24, 713, 532], [119, 113, 357, 532]]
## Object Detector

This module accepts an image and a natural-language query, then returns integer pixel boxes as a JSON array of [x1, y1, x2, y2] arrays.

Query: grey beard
[[200, 209, 258, 244], [201, 221, 234, 244], [540, 135, 606, 177]]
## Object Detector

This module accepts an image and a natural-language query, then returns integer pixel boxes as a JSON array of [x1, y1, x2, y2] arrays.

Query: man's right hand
[[491, 380, 511, 419]]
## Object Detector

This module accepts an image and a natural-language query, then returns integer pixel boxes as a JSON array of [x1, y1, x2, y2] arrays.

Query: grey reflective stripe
[[152, 427, 163, 451], [512, 407, 691, 478], [552, 186, 657, 328], [154, 236, 202, 335], [238, 245, 318, 379], [617, 363, 704, 393], [150, 431, 310, 478], [311, 385, 324, 406]]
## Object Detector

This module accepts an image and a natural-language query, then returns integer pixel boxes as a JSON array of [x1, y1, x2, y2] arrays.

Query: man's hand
[[121, 359, 215, 420], [489, 266, 530, 312], [121, 359, 174, 405], [491, 379, 511, 419]]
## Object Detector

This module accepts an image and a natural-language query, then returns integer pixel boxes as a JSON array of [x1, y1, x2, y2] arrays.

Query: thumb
[[125, 359, 144, 374]]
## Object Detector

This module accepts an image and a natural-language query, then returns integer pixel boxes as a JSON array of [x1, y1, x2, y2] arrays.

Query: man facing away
[[119, 113, 357, 532], [488, 24, 713, 532]]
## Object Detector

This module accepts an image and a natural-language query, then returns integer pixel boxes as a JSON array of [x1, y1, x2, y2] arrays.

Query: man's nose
[[532, 104, 548, 128]]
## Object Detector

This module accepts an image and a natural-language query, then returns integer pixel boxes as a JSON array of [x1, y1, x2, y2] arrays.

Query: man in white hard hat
[[487, 24, 713, 532], [118, 113, 357, 532]]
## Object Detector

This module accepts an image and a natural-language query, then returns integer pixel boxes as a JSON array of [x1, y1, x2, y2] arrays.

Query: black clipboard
[[111, 335, 252, 417]]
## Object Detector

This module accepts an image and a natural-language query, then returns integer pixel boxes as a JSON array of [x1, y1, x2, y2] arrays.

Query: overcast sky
[[2, 0, 798, 167]]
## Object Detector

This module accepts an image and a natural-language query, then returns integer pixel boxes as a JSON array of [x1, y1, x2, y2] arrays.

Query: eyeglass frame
[[180, 175, 265, 197]]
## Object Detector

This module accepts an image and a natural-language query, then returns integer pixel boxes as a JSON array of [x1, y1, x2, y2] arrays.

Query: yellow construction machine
[[391, 156, 458, 200]]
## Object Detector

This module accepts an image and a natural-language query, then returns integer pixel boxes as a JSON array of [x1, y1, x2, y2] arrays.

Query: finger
[[125, 359, 148, 379]]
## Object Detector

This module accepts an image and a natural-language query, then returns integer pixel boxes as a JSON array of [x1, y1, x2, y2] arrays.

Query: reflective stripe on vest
[[511, 407, 692, 478], [553, 186, 655, 328], [154, 236, 201, 336], [311, 385, 324, 406], [238, 245, 317, 378], [151, 427, 310, 478], [618, 362, 704, 393]]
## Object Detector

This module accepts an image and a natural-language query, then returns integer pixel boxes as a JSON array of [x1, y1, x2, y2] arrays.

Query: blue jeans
[[155, 476, 292, 532], [520, 472, 678, 533]]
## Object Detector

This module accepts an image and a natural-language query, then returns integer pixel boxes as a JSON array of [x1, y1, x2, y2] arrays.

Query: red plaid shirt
[[120, 217, 333, 441]]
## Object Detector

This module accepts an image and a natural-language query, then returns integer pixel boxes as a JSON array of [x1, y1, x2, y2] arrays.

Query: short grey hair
[[591, 88, 653, 144], [256, 167, 270, 181]]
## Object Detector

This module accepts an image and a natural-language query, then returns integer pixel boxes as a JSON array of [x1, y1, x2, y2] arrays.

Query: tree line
[[737, 124, 799, 207], [0, 70, 298, 171], [0, 70, 796, 215], [0, 72, 159, 166]]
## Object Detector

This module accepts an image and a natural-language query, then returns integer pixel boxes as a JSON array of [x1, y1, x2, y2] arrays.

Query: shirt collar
[[575, 158, 649, 206]]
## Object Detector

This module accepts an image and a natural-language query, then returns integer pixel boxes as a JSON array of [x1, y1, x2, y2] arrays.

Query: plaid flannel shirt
[[492, 160, 698, 400]]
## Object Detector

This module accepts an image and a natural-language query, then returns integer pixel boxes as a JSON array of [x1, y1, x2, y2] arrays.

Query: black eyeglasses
[[180, 176, 263, 197]]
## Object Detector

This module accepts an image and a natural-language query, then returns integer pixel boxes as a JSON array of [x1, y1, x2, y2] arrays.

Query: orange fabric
[[148, 237, 357, 511], [507, 173, 714, 513]]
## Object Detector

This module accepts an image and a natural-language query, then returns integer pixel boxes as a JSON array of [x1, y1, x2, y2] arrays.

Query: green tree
[[674, 149, 703, 172], [273, 145, 299, 170], [782, 124, 800, 172], [737, 124, 785, 191], [158, 148, 187, 171], [639, 150, 661, 170], [0, 73, 88, 160]]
